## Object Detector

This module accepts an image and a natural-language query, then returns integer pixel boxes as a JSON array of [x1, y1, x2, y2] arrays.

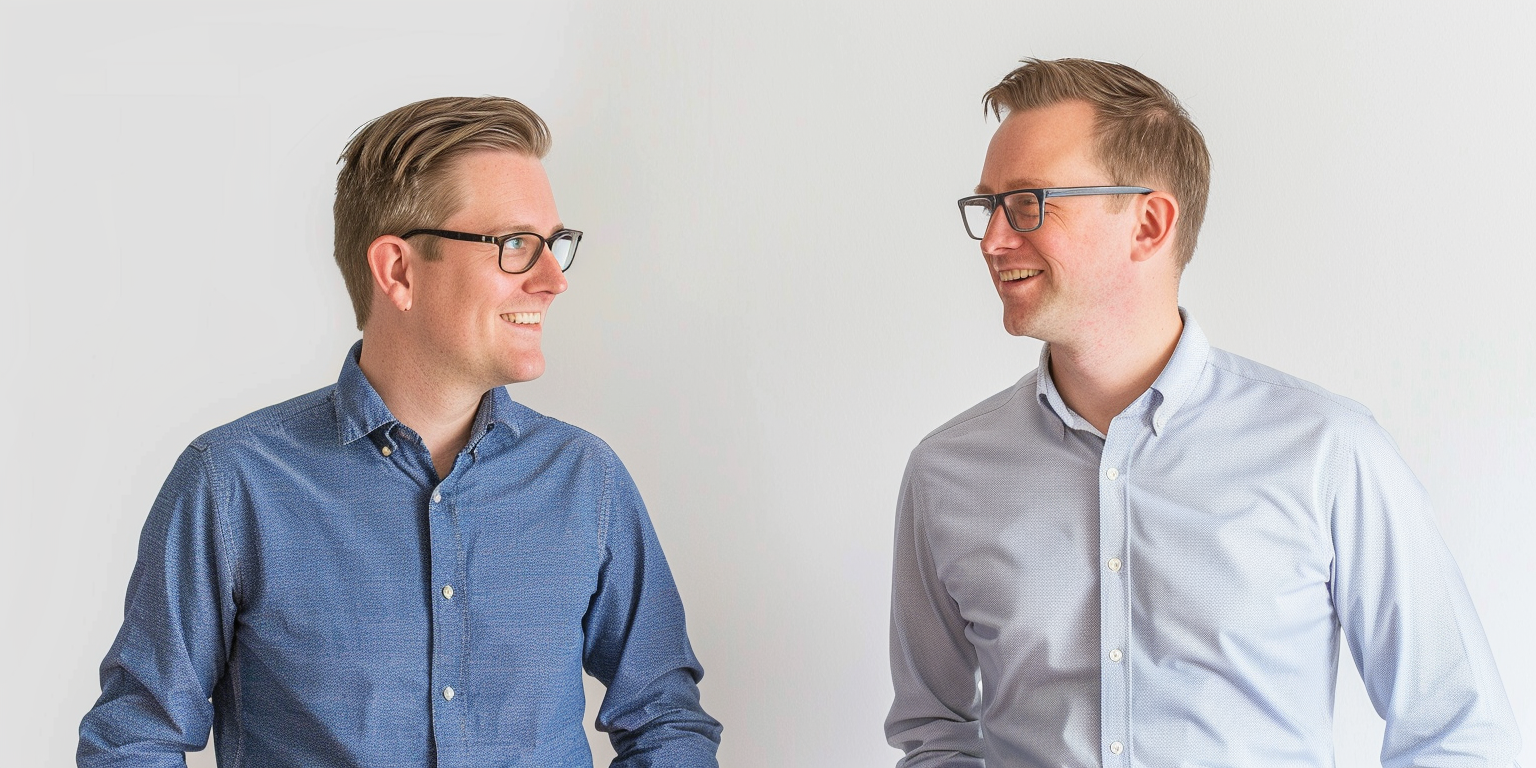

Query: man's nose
[[980, 208, 1023, 258], [525, 247, 569, 295]]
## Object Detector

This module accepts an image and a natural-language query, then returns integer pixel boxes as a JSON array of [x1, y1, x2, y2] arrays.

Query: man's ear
[[367, 235, 415, 313], [1130, 192, 1178, 264]]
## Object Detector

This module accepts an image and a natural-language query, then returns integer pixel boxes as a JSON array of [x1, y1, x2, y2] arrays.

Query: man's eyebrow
[[493, 223, 564, 235], [975, 178, 1051, 195]]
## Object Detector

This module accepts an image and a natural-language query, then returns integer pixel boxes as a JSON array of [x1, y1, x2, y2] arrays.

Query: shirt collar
[[466, 383, 521, 449], [1036, 345, 1096, 439], [1035, 307, 1210, 438], [334, 340, 524, 447], [336, 340, 397, 446], [1146, 308, 1210, 435]]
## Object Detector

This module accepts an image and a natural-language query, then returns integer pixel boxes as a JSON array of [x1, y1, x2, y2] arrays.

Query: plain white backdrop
[[2, 1, 1532, 766]]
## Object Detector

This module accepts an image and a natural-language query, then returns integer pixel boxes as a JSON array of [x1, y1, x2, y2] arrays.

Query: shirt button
[[380, 445, 392, 457], [443, 686, 455, 701], [1110, 741, 1123, 755], [442, 584, 454, 600], [1106, 467, 1119, 480], [1108, 557, 1123, 572], [1109, 649, 1123, 662], [432, 490, 442, 504]]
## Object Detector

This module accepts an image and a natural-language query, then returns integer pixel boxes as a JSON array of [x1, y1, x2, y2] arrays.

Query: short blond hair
[[333, 96, 551, 328], [984, 58, 1211, 268]]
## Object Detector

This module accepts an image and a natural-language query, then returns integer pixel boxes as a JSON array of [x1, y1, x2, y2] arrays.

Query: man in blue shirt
[[886, 59, 1520, 766], [79, 96, 722, 767]]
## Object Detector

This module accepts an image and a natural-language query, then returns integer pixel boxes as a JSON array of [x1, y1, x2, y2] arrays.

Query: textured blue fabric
[[79, 342, 721, 768], [887, 310, 1521, 767]]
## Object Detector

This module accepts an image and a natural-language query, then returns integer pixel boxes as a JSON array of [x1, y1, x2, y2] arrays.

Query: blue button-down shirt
[[79, 342, 721, 768], [886, 311, 1520, 767]]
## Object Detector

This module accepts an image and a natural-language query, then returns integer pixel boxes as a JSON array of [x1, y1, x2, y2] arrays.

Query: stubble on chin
[[1000, 294, 1048, 340]]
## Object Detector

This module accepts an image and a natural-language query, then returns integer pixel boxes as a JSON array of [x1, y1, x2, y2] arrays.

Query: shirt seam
[[919, 378, 1030, 447], [192, 442, 247, 768], [597, 454, 614, 561], [1206, 356, 1371, 418]]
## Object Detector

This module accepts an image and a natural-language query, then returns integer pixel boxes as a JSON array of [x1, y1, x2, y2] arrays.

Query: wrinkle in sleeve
[[885, 454, 985, 768], [1329, 418, 1521, 766], [582, 455, 722, 768], [78, 444, 239, 767]]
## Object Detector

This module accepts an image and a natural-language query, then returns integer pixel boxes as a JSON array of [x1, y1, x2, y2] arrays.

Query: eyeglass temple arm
[[401, 229, 499, 244], [1044, 186, 1153, 198]]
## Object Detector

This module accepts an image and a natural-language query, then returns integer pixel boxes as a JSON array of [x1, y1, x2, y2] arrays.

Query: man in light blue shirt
[[886, 58, 1520, 766], [78, 97, 721, 767]]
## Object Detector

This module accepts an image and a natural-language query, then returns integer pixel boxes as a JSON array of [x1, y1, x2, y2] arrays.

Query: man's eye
[[506, 236, 526, 250]]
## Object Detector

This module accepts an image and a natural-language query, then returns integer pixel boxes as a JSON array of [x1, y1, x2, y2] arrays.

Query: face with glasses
[[967, 100, 1172, 343], [373, 149, 572, 387]]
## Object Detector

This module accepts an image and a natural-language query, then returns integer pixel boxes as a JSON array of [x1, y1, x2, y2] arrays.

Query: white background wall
[[2, 1, 1531, 766]]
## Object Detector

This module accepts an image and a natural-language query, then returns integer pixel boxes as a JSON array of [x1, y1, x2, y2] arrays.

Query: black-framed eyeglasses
[[956, 186, 1153, 240], [400, 228, 583, 274]]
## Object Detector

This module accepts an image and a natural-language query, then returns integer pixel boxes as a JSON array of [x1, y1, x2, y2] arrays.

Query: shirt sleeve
[[582, 454, 722, 767], [78, 443, 239, 768], [1329, 417, 1522, 767], [885, 454, 985, 768]]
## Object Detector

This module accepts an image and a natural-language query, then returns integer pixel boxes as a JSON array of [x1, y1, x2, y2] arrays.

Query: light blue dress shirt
[[79, 342, 721, 767], [886, 311, 1520, 767]]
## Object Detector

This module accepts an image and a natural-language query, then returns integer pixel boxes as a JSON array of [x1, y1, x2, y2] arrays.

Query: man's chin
[[495, 353, 546, 386], [1001, 308, 1041, 339]]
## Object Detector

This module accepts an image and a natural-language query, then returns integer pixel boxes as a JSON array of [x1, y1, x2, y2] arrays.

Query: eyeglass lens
[[501, 232, 579, 273], [961, 192, 1043, 239], [547, 233, 578, 270]]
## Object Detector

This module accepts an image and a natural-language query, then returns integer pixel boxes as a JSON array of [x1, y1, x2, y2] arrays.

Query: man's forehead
[[979, 105, 1104, 192], [446, 150, 559, 230]]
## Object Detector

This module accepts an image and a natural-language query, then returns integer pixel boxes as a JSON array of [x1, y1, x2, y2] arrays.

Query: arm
[[1330, 418, 1521, 767], [582, 456, 721, 768], [77, 444, 239, 767], [885, 458, 985, 768]]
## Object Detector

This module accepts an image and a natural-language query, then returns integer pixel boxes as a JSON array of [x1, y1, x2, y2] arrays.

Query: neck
[[357, 329, 486, 479], [1047, 303, 1183, 435]]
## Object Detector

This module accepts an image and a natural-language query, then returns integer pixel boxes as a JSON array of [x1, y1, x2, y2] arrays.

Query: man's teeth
[[1000, 269, 1042, 282], [503, 312, 542, 325]]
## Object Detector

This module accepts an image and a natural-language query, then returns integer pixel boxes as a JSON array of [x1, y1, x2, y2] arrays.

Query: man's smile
[[501, 311, 543, 325]]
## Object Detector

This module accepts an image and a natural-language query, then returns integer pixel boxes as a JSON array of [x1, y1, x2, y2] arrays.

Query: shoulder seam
[[193, 443, 245, 612], [271, 393, 337, 432], [1206, 355, 1370, 418], [920, 378, 1030, 445], [596, 452, 614, 563], [187, 387, 339, 449]]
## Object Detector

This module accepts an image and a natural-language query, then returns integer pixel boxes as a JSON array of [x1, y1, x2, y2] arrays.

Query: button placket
[[1099, 423, 1135, 764], [426, 483, 467, 758]]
